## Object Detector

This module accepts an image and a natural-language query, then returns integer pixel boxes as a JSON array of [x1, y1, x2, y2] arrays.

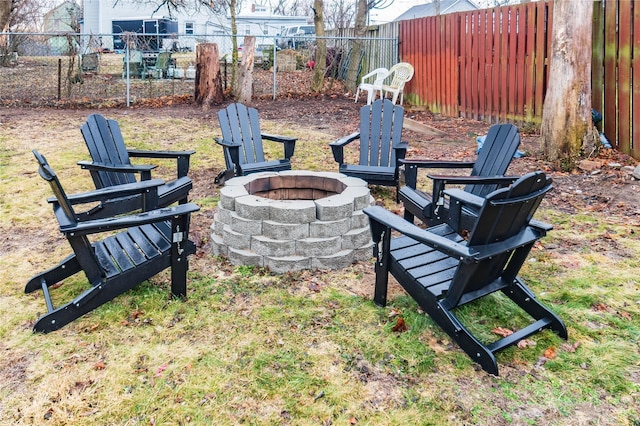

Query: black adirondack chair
[[26, 150, 199, 333], [364, 171, 567, 375], [79, 113, 195, 218], [399, 123, 521, 227], [215, 103, 297, 184], [330, 99, 408, 193]]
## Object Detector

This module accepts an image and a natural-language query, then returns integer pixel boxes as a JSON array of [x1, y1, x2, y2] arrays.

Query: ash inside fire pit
[[210, 171, 374, 272]]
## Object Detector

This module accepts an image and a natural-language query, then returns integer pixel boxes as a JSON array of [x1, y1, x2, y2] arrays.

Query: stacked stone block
[[211, 171, 375, 273]]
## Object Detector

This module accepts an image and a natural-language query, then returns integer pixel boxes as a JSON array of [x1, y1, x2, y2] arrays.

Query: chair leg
[[503, 279, 568, 339], [170, 215, 190, 299], [435, 303, 500, 375], [355, 87, 360, 103], [373, 228, 392, 307], [367, 89, 374, 105], [403, 209, 415, 223], [25, 254, 81, 293]]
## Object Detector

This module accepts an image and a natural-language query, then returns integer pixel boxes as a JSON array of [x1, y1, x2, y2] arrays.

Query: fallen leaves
[[491, 327, 513, 337], [543, 347, 557, 360], [517, 339, 536, 349], [391, 317, 408, 333]]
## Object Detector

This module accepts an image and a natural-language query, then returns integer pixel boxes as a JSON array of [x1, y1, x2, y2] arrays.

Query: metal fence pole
[[272, 44, 277, 100], [125, 44, 130, 107]]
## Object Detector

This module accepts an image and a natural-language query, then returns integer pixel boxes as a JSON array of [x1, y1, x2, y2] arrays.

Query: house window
[[185, 22, 194, 35], [245, 25, 251, 35]]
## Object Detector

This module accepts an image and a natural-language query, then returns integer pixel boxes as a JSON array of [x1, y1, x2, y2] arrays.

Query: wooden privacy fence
[[592, 0, 639, 159], [399, 0, 639, 159]]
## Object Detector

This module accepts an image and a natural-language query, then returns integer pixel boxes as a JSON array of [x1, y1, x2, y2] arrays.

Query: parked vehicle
[[276, 25, 316, 49], [112, 18, 178, 52]]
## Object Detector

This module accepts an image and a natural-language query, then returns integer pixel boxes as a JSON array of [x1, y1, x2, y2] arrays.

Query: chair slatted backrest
[[32, 150, 102, 282], [458, 172, 552, 293], [81, 114, 137, 187], [469, 171, 551, 245], [359, 99, 404, 168], [218, 103, 266, 168], [442, 172, 551, 307], [466, 123, 521, 198]]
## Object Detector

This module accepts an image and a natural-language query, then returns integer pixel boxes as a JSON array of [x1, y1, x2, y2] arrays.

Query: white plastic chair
[[354, 67, 389, 105], [383, 62, 414, 105]]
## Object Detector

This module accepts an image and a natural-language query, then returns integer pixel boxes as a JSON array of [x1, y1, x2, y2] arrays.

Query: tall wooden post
[[236, 36, 255, 104], [195, 43, 224, 110]]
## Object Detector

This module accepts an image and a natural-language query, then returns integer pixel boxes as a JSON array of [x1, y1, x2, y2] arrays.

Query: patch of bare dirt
[[2, 86, 638, 247]]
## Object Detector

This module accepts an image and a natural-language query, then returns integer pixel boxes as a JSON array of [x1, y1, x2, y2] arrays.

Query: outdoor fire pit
[[210, 171, 374, 272]]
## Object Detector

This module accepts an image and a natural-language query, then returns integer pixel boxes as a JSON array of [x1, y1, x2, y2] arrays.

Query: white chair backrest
[[361, 67, 389, 86], [387, 62, 414, 89]]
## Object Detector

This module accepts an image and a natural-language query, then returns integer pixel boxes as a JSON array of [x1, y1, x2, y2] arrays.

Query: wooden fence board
[[492, 7, 501, 122], [603, 0, 617, 145], [534, 1, 547, 121], [618, 0, 632, 152], [592, 1, 604, 116], [500, 6, 509, 122], [396, 0, 637, 159], [525, 3, 535, 122], [516, 4, 526, 118], [633, 2, 640, 157]]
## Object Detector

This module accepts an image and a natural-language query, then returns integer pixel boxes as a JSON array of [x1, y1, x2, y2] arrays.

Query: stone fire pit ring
[[210, 171, 374, 273]]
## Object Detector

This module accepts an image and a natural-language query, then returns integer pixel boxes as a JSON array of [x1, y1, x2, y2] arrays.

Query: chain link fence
[[0, 32, 397, 106]]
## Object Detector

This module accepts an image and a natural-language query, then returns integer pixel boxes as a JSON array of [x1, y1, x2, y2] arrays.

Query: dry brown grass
[[1, 104, 639, 425]]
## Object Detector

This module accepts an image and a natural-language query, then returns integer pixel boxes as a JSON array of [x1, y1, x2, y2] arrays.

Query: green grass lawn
[[0, 107, 638, 425]]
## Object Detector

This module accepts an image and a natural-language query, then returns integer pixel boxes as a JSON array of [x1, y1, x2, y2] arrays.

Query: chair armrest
[[469, 227, 548, 261], [329, 132, 360, 164], [127, 149, 196, 159], [59, 203, 200, 236], [364, 206, 476, 260], [427, 174, 519, 186], [399, 159, 476, 168], [444, 188, 484, 210], [427, 175, 518, 215], [400, 159, 476, 189], [215, 138, 242, 174], [214, 137, 242, 148], [128, 149, 196, 179], [529, 219, 553, 232], [261, 133, 297, 144], [78, 160, 156, 181], [394, 141, 409, 150], [393, 141, 409, 163], [262, 134, 297, 160], [364, 205, 545, 264], [54, 179, 165, 205]]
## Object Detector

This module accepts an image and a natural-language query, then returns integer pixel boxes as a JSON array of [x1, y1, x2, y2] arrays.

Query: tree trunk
[[229, 0, 238, 93], [541, 0, 599, 170], [311, 0, 327, 93], [345, 0, 368, 93], [0, 0, 14, 32], [195, 43, 224, 110], [236, 36, 255, 103]]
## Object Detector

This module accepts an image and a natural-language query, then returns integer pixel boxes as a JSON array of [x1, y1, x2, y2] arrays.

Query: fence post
[[57, 58, 62, 100], [125, 44, 131, 107]]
